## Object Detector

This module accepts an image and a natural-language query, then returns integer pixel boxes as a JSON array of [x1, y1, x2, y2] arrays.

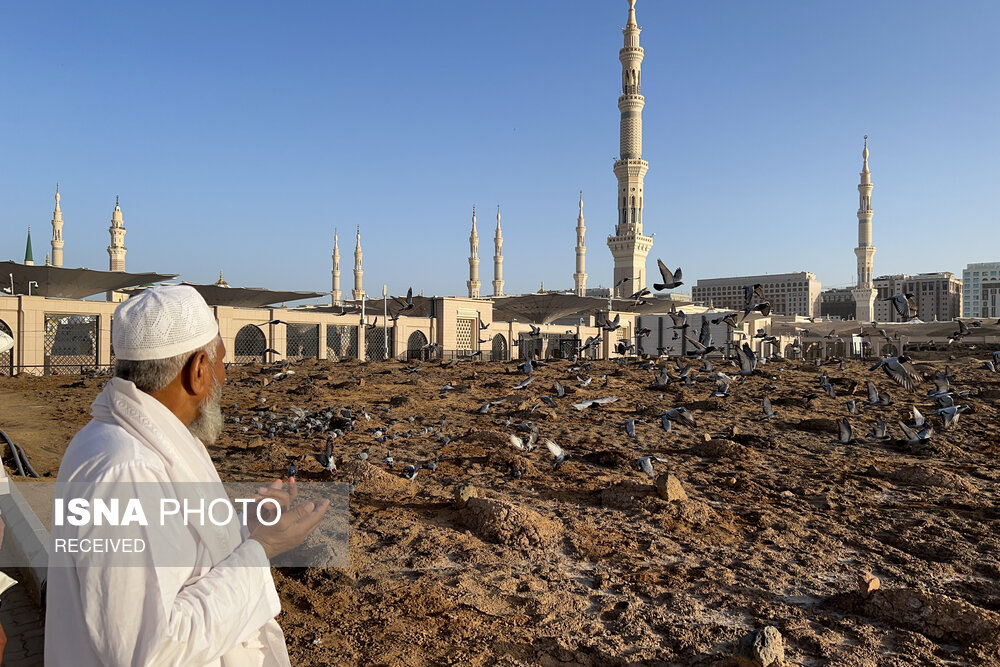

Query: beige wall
[[2, 293, 698, 374]]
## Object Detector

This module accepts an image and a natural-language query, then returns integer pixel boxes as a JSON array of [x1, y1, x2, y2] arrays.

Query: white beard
[[188, 375, 224, 445]]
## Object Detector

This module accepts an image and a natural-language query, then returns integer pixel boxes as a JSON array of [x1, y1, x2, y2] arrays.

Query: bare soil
[[3, 351, 1000, 666]]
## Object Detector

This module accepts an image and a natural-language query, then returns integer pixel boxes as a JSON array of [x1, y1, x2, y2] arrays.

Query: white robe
[[45, 378, 291, 667]]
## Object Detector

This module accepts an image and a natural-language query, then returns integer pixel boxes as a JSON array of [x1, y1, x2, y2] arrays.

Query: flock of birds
[[216, 264, 1000, 494]]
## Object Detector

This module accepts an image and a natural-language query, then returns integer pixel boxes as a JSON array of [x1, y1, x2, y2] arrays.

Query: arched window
[[490, 334, 508, 362], [234, 325, 266, 364], [407, 330, 428, 360], [0, 319, 13, 376]]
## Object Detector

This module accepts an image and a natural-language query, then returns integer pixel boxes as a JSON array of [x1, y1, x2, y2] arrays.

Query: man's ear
[[182, 350, 212, 397]]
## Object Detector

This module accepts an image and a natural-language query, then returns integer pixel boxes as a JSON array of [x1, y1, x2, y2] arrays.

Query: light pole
[[360, 294, 367, 360], [382, 284, 388, 360], [28, 281, 38, 296]]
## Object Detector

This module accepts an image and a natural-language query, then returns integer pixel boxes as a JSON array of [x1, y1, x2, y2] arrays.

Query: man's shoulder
[[58, 420, 167, 483]]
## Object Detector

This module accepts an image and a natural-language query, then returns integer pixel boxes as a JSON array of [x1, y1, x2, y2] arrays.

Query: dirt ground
[[2, 349, 1000, 666]]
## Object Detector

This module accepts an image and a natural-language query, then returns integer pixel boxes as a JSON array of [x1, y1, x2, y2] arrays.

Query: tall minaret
[[51, 184, 64, 267], [852, 136, 876, 322], [607, 0, 653, 298], [108, 196, 126, 271], [331, 230, 342, 306], [573, 191, 587, 296], [352, 225, 365, 300], [24, 227, 34, 266], [467, 206, 481, 298], [492, 205, 504, 297], [107, 196, 127, 302]]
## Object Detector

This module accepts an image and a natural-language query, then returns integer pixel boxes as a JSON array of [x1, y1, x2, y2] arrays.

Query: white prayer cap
[[113, 285, 219, 361]]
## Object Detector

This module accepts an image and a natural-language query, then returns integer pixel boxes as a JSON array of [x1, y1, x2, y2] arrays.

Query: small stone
[[726, 477, 737, 486], [454, 483, 478, 509], [779, 490, 794, 498], [701, 433, 712, 442], [730, 425, 741, 437], [736, 625, 785, 667], [655, 473, 688, 502], [357, 377, 366, 387], [858, 571, 881, 599]]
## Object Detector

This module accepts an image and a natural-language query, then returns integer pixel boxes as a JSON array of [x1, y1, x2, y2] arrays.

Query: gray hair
[[115, 337, 221, 394]]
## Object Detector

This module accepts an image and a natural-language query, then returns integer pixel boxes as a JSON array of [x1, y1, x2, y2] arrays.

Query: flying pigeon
[[835, 418, 855, 444], [653, 260, 683, 290], [931, 404, 970, 429], [870, 356, 922, 392], [898, 420, 934, 445], [869, 417, 889, 439], [572, 395, 619, 411]]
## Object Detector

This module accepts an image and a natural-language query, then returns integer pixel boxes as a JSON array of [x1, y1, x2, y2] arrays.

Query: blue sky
[[1, 0, 997, 302]]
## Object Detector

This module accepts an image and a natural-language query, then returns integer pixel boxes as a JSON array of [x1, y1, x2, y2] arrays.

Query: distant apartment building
[[962, 262, 1000, 319], [873, 272, 962, 322], [820, 288, 856, 320], [692, 272, 822, 317]]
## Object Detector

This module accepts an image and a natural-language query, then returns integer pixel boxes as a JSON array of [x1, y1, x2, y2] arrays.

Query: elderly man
[[45, 285, 327, 666]]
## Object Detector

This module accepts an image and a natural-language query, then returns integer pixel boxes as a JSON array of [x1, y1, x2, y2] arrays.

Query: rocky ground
[[3, 348, 1000, 665]]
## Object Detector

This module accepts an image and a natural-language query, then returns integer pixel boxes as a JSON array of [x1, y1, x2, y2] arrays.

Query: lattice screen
[[365, 327, 394, 361], [286, 324, 319, 361], [44, 314, 98, 374], [455, 318, 475, 353], [326, 325, 359, 360]]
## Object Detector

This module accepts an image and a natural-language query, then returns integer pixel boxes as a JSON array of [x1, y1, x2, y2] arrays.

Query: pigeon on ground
[[637, 455, 669, 479], [760, 397, 777, 420], [314, 441, 336, 472], [545, 440, 569, 471], [663, 407, 697, 428]]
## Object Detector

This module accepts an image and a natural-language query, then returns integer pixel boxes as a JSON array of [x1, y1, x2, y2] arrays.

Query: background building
[[962, 262, 1000, 319], [820, 288, 856, 320], [692, 272, 822, 317], [873, 272, 962, 322]]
